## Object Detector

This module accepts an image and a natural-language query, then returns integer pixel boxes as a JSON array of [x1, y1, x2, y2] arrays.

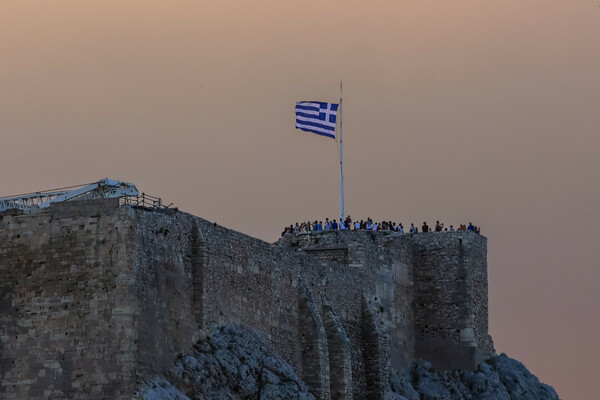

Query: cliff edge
[[134, 325, 560, 400]]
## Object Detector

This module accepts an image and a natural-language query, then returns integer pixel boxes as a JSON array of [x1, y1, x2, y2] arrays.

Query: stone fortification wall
[[0, 201, 202, 399], [285, 230, 416, 399], [119, 207, 303, 390], [138, 214, 413, 400], [190, 217, 301, 368], [288, 230, 495, 388], [0, 199, 494, 400], [412, 232, 494, 370], [0, 200, 305, 400], [130, 211, 199, 377], [0, 199, 138, 399]]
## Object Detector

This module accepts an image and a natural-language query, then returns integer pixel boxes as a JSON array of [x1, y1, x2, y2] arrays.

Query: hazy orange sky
[[1, 1, 599, 398]]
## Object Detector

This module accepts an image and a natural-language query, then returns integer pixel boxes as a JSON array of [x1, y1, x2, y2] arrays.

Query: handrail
[[119, 192, 173, 210]]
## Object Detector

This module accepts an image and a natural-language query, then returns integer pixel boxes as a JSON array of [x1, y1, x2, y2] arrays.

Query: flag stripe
[[295, 109, 320, 117], [295, 102, 323, 111], [295, 104, 321, 112], [296, 124, 336, 138], [295, 111, 321, 119], [295, 115, 336, 128], [295, 120, 335, 133], [296, 102, 321, 107]]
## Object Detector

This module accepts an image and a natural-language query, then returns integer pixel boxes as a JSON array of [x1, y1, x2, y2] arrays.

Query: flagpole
[[339, 80, 344, 223]]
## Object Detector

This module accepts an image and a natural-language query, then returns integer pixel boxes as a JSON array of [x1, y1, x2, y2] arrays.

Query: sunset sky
[[1, 1, 599, 398]]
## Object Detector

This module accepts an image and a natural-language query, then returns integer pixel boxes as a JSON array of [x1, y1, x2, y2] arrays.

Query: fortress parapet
[[0, 199, 493, 400]]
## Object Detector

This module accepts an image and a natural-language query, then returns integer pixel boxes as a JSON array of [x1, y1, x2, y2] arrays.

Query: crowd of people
[[281, 216, 481, 237]]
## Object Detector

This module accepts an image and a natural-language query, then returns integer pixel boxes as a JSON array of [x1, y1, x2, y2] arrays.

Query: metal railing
[[120, 192, 173, 210]]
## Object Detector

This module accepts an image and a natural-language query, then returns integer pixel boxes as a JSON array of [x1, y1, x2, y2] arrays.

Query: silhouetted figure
[[345, 215, 352, 227]]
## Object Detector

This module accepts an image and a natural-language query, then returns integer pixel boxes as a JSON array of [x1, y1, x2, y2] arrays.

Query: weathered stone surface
[[387, 354, 560, 400], [411, 233, 494, 371], [0, 199, 139, 399], [133, 379, 190, 400], [135, 325, 316, 400], [0, 198, 498, 399]]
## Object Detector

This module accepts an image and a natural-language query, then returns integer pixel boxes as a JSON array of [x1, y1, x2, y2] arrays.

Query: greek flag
[[295, 101, 339, 139]]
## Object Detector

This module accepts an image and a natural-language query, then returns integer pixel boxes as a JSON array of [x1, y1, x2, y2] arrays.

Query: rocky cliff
[[386, 354, 559, 400], [134, 325, 315, 400], [135, 325, 559, 400]]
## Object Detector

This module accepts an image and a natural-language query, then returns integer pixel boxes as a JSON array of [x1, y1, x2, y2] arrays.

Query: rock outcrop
[[134, 325, 316, 400], [387, 354, 560, 400], [135, 325, 560, 400]]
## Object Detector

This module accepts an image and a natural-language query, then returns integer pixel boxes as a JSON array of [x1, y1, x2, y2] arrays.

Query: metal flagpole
[[339, 80, 344, 223]]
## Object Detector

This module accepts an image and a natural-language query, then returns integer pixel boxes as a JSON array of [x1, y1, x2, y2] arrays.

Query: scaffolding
[[0, 178, 171, 213]]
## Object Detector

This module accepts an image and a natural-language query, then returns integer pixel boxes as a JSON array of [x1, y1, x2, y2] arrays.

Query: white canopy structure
[[0, 178, 139, 212]]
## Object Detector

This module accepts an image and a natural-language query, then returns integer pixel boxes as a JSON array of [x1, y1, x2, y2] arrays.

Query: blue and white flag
[[295, 101, 339, 139]]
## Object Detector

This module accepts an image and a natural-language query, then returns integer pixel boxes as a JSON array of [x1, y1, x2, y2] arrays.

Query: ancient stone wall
[[0, 199, 493, 400], [0, 202, 201, 399], [0, 199, 138, 399], [131, 211, 199, 377], [191, 217, 301, 369], [285, 230, 416, 399], [412, 232, 494, 370]]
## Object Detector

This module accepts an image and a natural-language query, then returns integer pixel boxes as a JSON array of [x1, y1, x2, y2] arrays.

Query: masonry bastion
[[0, 199, 494, 399]]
